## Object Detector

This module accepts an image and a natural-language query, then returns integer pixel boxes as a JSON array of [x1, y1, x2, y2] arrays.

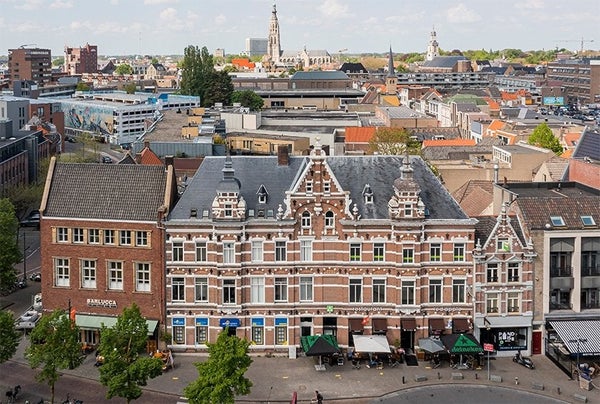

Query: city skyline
[[0, 0, 598, 57]]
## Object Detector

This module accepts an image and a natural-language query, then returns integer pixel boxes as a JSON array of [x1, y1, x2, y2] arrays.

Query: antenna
[[19, 44, 37, 49]]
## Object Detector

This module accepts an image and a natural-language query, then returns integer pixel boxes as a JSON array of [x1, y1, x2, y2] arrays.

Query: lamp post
[[569, 335, 587, 378], [22, 231, 27, 281]]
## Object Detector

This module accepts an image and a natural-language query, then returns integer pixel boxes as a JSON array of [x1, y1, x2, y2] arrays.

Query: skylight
[[550, 216, 565, 227], [581, 216, 596, 226]]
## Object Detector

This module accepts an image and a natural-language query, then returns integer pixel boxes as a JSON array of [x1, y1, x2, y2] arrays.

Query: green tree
[[0, 198, 21, 291], [115, 63, 133, 75], [151, 57, 159, 64], [528, 122, 563, 155], [52, 56, 64, 67], [0, 311, 20, 364], [98, 304, 163, 404], [184, 328, 252, 404], [203, 70, 234, 107], [76, 82, 91, 91], [124, 82, 137, 94], [26, 309, 84, 404], [231, 90, 264, 111], [368, 127, 421, 155]]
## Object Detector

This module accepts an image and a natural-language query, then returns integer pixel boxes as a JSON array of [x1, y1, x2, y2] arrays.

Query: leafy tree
[[115, 63, 133, 75], [528, 122, 563, 155], [203, 70, 234, 107], [26, 309, 84, 404], [184, 328, 252, 404], [98, 304, 163, 404], [368, 127, 421, 155], [124, 82, 137, 94], [231, 90, 264, 111], [0, 311, 20, 364], [52, 56, 64, 67], [0, 198, 21, 291], [150, 57, 159, 64], [76, 82, 91, 91]]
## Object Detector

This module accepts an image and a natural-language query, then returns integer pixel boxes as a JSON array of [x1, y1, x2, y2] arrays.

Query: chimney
[[144, 140, 150, 149], [493, 164, 499, 184], [278, 145, 289, 166], [164, 155, 174, 167]]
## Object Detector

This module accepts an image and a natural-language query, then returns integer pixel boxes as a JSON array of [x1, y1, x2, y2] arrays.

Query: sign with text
[[87, 298, 117, 308], [484, 343, 494, 352]]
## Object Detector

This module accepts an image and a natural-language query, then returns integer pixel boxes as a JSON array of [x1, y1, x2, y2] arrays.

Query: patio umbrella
[[418, 338, 446, 354], [441, 333, 482, 365], [301, 335, 340, 365]]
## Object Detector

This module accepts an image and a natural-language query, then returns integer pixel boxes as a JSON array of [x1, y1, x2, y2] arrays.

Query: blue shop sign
[[251, 317, 264, 327], [275, 318, 288, 326], [195, 318, 208, 326], [172, 317, 185, 326], [219, 318, 241, 328]]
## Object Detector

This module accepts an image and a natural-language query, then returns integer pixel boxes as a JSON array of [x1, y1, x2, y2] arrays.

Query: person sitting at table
[[366, 353, 378, 368]]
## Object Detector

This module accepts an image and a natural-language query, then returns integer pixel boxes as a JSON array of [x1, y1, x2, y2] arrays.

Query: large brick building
[[164, 146, 477, 353], [40, 159, 178, 351], [64, 43, 98, 75], [7, 47, 52, 89]]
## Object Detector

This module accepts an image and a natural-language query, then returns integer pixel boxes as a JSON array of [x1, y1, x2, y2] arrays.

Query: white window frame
[[222, 278, 236, 304], [120, 230, 132, 246], [171, 277, 185, 302], [73, 228, 84, 243], [301, 211, 311, 228], [250, 277, 265, 303], [497, 237, 511, 252], [195, 241, 207, 262], [486, 262, 499, 283], [194, 277, 209, 302], [274, 277, 288, 302], [275, 240, 287, 262], [507, 262, 520, 282], [349, 278, 362, 303], [251, 240, 264, 262], [305, 180, 313, 194], [430, 243, 442, 262], [108, 261, 123, 290], [486, 293, 499, 313], [104, 229, 115, 245], [323, 180, 331, 194], [55, 258, 70, 287], [324, 211, 335, 228], [403, 247, 414, 263], [300, 239, 313, 261], [136, 231, 148, 246], [349, 242, 362, 261], [57, 227, 69, 243], [135, 262, 151, 292], [401, 280, 415, 305], [172, 240, 184, 261], [81, 259, 96, 289], [88, 228, 100, 244], [452, 279, 465, 303], [507, 292, 521, 313], [373, 242, 385, 262], [223, 241, 235, 264], [453, 243, 465, 262], [372, 278, 386, 303], [299, 276, 313, 302], [429, 278, 443, 303]]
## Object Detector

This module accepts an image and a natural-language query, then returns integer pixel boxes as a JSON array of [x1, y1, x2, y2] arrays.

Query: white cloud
[[318, 0, 352, 18], [159, 7, 178, 21], [14, 0, 42, 11], [50, 0, 73, 9], [446, 3, 481, 23], [214, 14, 226, 25], [144, 0, 177, 4], [514, 0, 544, 9]]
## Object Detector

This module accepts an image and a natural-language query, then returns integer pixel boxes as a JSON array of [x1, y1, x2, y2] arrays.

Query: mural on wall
[[64, 104, 114, 137]]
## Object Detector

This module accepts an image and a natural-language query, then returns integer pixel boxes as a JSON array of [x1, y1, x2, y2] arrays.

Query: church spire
[[426, 25, 439, 61], [385, 46, 397, 95], [386, 46, 395, 77], [267, 2, 281, 64]]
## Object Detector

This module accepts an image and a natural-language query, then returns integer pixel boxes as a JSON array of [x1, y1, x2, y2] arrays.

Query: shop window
[[251, 319, 264, 345], [275, 322, 287, 345], [195, 319, 208, 344]]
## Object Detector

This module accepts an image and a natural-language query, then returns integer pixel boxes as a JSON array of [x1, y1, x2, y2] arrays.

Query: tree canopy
[[26, 309, 84, 404], [115, 63, 133, 75], [98, 303, 163, 404], [184, 328, 253, 404], [368, 127, 421, 156], [528, 122, 563, 155], [0, 198, 21, 291], [231, 90, 264, 111], [0, 311, 20, 364], [180, 45, 234, 107]]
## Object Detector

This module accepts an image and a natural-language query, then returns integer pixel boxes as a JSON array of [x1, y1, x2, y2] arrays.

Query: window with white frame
[[222, 278, 236, 304], [195, 241, 207, 262], [172, 277, 185, 301], [373, 243, 385, 262], [251, 319, 264, 344], [300, 239, 312, 261], [507, 292, 520, 313], [224, 203, 233, 217], [120, 230, 132, 246], [486, 263, 499, 283], [274, 277, 288, 302], [429, 279, 442, 303], [452, 279, 465, 303], [486, 293, 499, 313], [349, 278, 362, 303], [275, 320, 287, 345], [250, 277, 265, 303], [57, 227, 69, 242], [108, 261, 123, 290], [135, 262, 151, 292], [323, 180, 331, 194], [404, 203, 412, 217], [88, 229, 100, 244], [81, 259, 96, 289], [73, 228, 84, 243], [324, 211, 335, 228], [194, 277, 208, 302], [430, 243, 442, 262], [349, 243, 362, 261], [54, 258, 69, 287], [136, 231, 148, 246], [453, 243, 465, 262], [299, 276, 313, 301], [195, 320, 208, 344], [301, 211, 311, 228], [403, 248, 414, 263], [497, 237, 511, 252], [172, 240, 184, 261], [373, 278, 386, 303], [305, 180, 313, 194], [223, 242, 235, 263], [401, 280, 415, 305], [507, 262, 520, 282], [104, 229, 115, 245], [251, 240, 264, 262], [275, 240, 287, 261]]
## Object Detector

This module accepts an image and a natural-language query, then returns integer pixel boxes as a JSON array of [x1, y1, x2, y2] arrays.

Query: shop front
[[400, 318, 417, 350], [473, 315, 532, 357], [219, 317, 241, 337], [545, 319, 600, 379]]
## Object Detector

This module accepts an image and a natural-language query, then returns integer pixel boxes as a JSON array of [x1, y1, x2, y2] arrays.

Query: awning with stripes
[[550, 320, 600, 356]]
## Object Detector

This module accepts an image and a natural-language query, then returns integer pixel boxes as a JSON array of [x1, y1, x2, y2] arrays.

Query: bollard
[[475, 373, 478, 380], [515, 377, 519, 385], [557, 387, 561, 395], [402, 376, 405, 384], [437, 371, 441, 380]]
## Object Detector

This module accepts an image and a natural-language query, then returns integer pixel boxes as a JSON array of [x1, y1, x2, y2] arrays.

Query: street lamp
[[569, 335, 587, 378]]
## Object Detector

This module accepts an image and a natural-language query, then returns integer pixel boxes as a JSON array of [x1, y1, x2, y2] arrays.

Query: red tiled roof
[[422, 138, 476, 147], [138, 147, 163, 166], [345, 127, 376, 143]]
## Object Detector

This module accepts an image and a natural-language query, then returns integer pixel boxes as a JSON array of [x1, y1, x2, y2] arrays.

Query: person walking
[[315, 390, 323, 404]]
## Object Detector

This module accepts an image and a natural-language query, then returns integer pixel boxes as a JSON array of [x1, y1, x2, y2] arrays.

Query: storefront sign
[[251, 318, 264, 327], [195, 318, 208, 326], [484, 343, 494, 352], [275, 318, 288, 326], [172, 317, 185, 326], [86, 298, 117, 308], [219, 318, 241, 328], [496, 328, 527, 351]]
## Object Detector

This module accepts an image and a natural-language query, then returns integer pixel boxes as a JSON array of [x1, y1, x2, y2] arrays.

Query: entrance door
[[227, 327, 237, 337], [532, 331, 542, 355], [401, 330, 414, 350]]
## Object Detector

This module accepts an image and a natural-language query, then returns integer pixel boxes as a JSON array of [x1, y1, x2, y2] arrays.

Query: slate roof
[[170, 155, 467, 221], [422, 56, 467, 69], [474, 215, 527, 246], [291, 71, 349, 80], [339, 62, 368, 73], [44, 163, 168, 221], [408, 127, 461, 142], [422, 145, 493, 161], [572, 128, 600, 161]]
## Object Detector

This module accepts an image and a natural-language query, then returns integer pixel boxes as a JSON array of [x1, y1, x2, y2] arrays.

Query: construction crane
[[338, 48, 348, 64], [556, 37, 594, 54]]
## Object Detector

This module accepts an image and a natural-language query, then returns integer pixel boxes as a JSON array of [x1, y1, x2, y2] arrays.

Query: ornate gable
[[388, 155, 425, 220], [211, 155, 246, 221]]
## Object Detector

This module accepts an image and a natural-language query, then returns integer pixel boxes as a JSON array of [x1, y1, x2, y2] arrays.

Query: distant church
[[266, 3, 332, 70], [426, 26, 440, 61]]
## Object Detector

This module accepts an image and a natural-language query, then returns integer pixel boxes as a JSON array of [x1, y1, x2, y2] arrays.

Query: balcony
[[550, 266, 572, 277], [581, 302, 600, 310], [549, 302, 572, 310], [582, 265, 600, 277]]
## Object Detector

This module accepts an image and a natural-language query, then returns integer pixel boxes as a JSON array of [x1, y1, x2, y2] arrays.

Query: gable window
[[195, 241, 207, 262], [224, 203, 233, 217], [404, 203, 412, 217], [135, 262, 151, 292], [251, 240, 264, 262], [54, 258, 69, 287], [88, 229, 100, 244], [452, 279, 465, 303], [300, 240, 312, 261], [430, 243, 441, 262], [274, 277, 288, 302], [486, 263, 499, 283], [104, 229, 115, 245], [550, 216, 565, 227], [172, 241, 184, 261], [373, 243, 385, 262], [350, 243, 361, 261], [453, 243, 465, 262], [108, 261, 123, 290], [223, 242, 235, 264], [349, 278, 362, 303], [120, 230, 132, 246], [401, 280, 415, 305], [497, 237, 511, 252], [299, 277, 313, 301], [172, 277, 185, 302], [223, 279, 236, 304], [305, 180, 313, 194], [195, 277, 208, 302], [403, 248, 414, 263], [81, 259, 96, 289], [136, 231, 148, 246], [323, 180, 331, 194], [73, 228, 84, 243], [250, 277, 265, 303], [301, 211, 311, 228], [373, 278, 386, 303], [57, 227, 69, 243], [362, 184, 373, 204], [508, 262, 520, 282], [324, 211, 335, 228], [275, 240, 287, 262], [429, 279, 442, 303]]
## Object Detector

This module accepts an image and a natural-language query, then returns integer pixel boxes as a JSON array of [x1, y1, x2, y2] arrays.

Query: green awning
[[75, 314, 158, 336], [301, 335, 340, 356]]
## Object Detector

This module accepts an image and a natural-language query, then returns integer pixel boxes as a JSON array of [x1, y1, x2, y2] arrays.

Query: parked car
[[101, 156, 113, 164], [29, 272, 41, 282], [20, 310, 39, 323], [20, 210, 40, 229]]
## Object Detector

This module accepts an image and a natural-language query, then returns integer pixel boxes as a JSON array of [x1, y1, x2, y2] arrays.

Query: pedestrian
[[315, 390, 323, 404]]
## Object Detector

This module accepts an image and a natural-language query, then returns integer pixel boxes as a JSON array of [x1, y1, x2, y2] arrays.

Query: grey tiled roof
[[291, 71, 349, 80], [422, 56, 467, 69], [517, 196, 600, 231], [572, 128, 600, 161], [44, 163, 167, 221], [170, 155, 467, 221]]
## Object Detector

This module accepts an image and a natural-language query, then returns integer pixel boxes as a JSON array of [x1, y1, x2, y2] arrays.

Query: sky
[[0, 0, 598, 57]]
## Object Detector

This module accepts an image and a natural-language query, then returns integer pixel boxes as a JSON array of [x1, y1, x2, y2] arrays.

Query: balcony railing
[[582, 302, 600, 309], [549, 302, 572, 310], [581, 265, 600, 277], [550, 266, 572, 277]]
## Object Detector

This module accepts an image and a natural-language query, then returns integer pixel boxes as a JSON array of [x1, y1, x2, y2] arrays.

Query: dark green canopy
[[301, 335, 340, 356], [441, 333, 483, 354]]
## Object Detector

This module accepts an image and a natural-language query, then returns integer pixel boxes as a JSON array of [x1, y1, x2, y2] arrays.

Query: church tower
[[385, 46, 397, 95], [426, 26, 439, 61], [267, 3, 281, 64]]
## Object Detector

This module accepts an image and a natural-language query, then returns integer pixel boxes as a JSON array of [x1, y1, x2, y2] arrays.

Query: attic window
[[258, 194, 267, 204], [362, 184, 374, 204], [581, 216, 595, 227], [550, 216, 565, 227], [202, 210, 209, 218], [257, 185, 268, 204]]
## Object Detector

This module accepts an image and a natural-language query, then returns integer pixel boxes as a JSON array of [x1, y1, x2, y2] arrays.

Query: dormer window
[[404, 203, 412, 217], [323, 180, 331, 194], [258, 194, 267, 204], [362, 184, 374, 204], [224, 203, 233, 217], [257, 184, 268, 204], [306, 180, 313, 194], [550, 216, 565, 227], [497, 237, 511, 252], [581, 215, 595, 227]]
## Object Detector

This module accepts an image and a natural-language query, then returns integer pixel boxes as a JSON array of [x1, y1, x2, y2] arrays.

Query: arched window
[[325, 211, 335, 228], [301, 211, 311, 228]]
